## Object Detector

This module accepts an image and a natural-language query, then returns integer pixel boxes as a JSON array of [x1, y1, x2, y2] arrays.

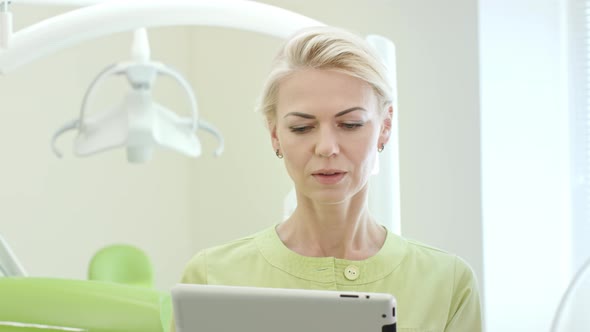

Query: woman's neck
[[276, 191, 386, 260]]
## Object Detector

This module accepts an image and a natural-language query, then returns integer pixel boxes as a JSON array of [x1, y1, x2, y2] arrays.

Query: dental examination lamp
[[51, 28, 224, 163], [0, 0, 324, 163]]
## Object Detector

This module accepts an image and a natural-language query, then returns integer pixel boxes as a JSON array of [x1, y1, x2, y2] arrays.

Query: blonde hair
[[258, 26, 393, 125]]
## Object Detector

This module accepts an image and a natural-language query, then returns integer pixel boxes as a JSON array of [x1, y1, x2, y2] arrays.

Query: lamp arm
[[51, 118, 78, 158], [197, 119, 224, 157], [156, 63, 199, 132], [0, 0, 323, 74], [79, 63, 124, 127], [50, 62, 122, 158]]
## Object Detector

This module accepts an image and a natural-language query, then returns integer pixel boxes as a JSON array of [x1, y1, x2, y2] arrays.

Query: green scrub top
[[178, 226, 482, 332]]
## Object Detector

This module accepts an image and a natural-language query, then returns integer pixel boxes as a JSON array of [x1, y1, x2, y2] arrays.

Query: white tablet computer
[[171, 284, 397, 332]]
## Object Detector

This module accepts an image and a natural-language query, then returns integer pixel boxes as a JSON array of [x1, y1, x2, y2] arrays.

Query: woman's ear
[[269, 120, 280, 152], [379, 105, 394, 145]]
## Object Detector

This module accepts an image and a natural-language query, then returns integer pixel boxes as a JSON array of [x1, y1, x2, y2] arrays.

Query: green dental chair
[[88, 244, 154, 288], [0, 277, 169, 332], [0, 244, 172, 332]]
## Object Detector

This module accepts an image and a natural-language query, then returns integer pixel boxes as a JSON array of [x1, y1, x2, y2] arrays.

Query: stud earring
[[378, 144, 385, 153], [276, 149, 283, 159]]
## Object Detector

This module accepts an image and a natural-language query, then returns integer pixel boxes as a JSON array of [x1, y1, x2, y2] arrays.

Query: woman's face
[[271, 69, 391, 205]]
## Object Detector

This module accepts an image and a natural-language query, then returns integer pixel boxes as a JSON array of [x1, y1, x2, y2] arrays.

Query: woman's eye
[[290, 126, 313, 133], [340, 123, 364, 130]]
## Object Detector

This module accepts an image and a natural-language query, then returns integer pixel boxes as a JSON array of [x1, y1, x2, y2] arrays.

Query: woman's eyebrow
[[283, 107, 366, 119], [284, 112, 315, 119], [335, 107, 366, 117]]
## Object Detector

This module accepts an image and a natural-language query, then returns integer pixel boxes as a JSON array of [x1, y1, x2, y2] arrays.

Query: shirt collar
[[255, 225, 408, 284]]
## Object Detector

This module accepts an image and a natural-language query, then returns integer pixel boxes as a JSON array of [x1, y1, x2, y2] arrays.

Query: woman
[[178, 26, 482, 331]]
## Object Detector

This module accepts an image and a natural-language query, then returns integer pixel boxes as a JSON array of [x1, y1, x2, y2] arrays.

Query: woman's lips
[[312, 172, 347, 185]]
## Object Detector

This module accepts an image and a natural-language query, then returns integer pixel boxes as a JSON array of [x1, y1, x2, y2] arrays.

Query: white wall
[[479, 0, 572, 331], [0, 1, 483, 309]]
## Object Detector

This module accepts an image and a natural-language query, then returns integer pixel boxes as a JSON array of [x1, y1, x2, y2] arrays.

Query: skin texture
[[270, 69, 393, 260]]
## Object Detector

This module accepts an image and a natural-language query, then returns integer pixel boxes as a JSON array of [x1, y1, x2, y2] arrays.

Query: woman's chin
[[306, 191, 350, 206]]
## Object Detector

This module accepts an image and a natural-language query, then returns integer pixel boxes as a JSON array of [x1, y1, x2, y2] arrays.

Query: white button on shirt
[[344, 265, 360, 280]]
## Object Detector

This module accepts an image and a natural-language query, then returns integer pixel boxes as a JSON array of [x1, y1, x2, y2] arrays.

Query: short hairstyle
[[258, 26, 393, 125]]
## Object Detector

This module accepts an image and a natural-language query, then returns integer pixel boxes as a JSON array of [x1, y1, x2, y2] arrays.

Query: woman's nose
[[315, 128, 339, 158]]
